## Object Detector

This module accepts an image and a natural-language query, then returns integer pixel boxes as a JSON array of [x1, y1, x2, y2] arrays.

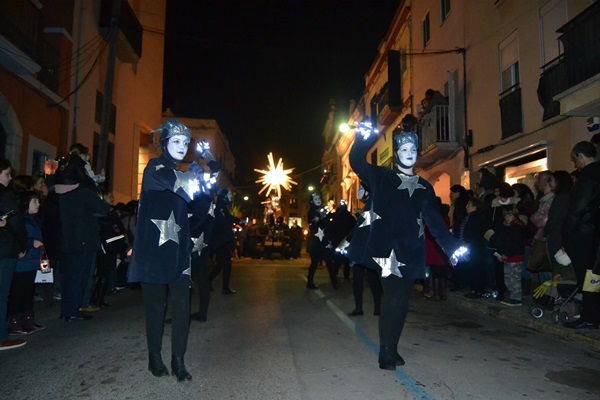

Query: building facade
[[0, 0, 167, 204]]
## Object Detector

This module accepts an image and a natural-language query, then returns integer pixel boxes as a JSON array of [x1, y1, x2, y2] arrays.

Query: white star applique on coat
[[373, 249, 406, 278], [151, 211, 181, 246], [417, 215, 424, 237], [173, 170, 199, 200], [359, 209, 382, 228], [207, 202, 216, 217], [315, 227, 325, 241], [191, 232, 208, 256], [397, 173, 425, 197]]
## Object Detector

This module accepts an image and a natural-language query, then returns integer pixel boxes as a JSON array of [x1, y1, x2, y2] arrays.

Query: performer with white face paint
[[349, 118, 468, 370], [129, 119, 212, 382]]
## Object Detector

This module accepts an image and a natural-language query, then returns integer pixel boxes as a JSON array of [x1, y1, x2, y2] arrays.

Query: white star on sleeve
[[359, 209, 382, 228], [315, 227, 325, 242], [417, 214, 424, 237], [155, 164, 165, 171], [397, 173, 426, 197], [151, 211, 181, 246], [373, 249, 406, 278], [191, 232, 208, 256]]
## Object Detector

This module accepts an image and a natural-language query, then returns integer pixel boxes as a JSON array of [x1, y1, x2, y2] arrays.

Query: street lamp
[[307, 185, 314, 192]]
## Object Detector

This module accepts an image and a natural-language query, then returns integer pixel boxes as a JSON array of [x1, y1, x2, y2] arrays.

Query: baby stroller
[[528, 277, 582, 324]]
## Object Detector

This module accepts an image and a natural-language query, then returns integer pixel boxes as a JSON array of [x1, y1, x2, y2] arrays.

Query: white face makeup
[[312, 194, 322, 207], [396, 143, 417, 168], [167, 135, 190, 161]]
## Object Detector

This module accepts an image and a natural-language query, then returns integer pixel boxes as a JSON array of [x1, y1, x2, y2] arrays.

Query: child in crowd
[[494, 207, 528, 306]]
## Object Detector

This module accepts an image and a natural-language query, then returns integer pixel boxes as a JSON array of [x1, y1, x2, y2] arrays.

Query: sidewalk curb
[[449, 293, 600, 352]]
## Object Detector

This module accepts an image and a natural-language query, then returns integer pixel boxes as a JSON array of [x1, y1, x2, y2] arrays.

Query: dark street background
[[1, 255, 600, 399]]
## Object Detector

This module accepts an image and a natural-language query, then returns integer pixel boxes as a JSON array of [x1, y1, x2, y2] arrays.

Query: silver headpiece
[[393, 131, 419, 149], [151, 119, 192, 148]]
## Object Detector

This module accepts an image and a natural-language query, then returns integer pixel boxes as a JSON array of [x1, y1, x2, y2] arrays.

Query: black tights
[[379, 275, 414, 348], [142, 279, 190, 357]]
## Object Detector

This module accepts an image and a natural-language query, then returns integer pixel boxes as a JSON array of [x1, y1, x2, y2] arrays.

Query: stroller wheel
[[551, 311, 560, 324], [560, 311, 571, 324], [529, 305, 544, 319]]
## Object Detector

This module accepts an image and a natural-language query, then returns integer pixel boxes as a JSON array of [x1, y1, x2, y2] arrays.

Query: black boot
[[171, 355, 192, 382], [148, 353, 169, 377], [378, 346, 398, 370]]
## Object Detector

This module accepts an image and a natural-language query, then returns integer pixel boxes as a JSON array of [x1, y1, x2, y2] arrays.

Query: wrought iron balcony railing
[[499, 85, 523, 139]]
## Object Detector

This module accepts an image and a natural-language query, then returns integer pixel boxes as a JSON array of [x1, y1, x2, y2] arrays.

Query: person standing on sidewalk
[[349, 120, 468, 370], [563, 141, 600, 330], [0, 158, 28, 350], [305, 192, 328, 289]]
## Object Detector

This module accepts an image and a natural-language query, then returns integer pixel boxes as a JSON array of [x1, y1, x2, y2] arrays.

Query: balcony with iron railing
[[499, 85, 523, 139], [99, 0, 143, 63], [371, 82, 402, 128], [0, 0, 42, 74], [416, 105, 460, 168], [552, 1, 600, 116], [538, 57, 566, 121]]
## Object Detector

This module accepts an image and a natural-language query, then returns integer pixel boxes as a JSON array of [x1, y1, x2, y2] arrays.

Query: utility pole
[[96, 0, 121, 175]]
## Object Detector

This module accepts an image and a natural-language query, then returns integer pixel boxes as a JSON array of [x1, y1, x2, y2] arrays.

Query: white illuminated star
[[397, 173, 425, 197], [417, 214, 424, 237], [151, 211, 181, 246], [359, 209, 381, 228], [315, 227, 325, 242], [373, 249, 406, 278], [191, 233, 208, 256], [254, 153, 297, 198], [207, 202, 216, 217]]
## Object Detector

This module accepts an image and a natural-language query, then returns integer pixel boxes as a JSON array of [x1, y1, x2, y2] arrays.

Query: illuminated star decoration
[[191, 233, 208, 256], [254, 152, 297, 198], [373, 249, 406, 278], [359, 209, 381, 228], [151, 211, 181, 246], [173, 170, 200, 200], [397, 173, 426, 197]]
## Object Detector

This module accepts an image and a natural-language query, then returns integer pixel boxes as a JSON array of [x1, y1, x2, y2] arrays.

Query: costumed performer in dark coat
[[345, 182, 383, 316], [128, 119, 211, 382], [188, 140, 220, 321], [305, 192, 328, 289], [349, 120, 468, 370], [324, 199, 356, 286], [208, 187, 240, 294]]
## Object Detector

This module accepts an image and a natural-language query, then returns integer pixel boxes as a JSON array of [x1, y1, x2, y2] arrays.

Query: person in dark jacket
[[128, 119, 211, 381], [208, 187, 240, 294], [562, 141, 600, 329], [461, 197, 488, 299], [305, 192, 327, 289], [349, 120, 468, 370], [0, 158, 28, 350], [494, 207, 528, 306], [56, 159, 109, 322], [8, 190, 46, 334], [346, 183, 382, 316], [543, 170, 572, 275]]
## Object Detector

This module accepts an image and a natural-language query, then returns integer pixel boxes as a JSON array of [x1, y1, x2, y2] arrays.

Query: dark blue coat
[[349, 136, 461, 280], [306, 204, 327, 255], [128, 155, 200, 284], [15, 215, 43, 273], [208, 196, 239, 251], [346, 197, 374, 267]]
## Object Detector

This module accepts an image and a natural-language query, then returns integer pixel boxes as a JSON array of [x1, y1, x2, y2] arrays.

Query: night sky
[[162, 0, 400, 189]]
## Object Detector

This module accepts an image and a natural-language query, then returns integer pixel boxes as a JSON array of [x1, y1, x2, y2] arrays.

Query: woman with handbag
[[7, 190, 46, 334]]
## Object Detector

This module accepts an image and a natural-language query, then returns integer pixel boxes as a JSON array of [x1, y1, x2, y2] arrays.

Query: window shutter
[[500, 37, 518, 71], [540, 0, 566, 65]]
